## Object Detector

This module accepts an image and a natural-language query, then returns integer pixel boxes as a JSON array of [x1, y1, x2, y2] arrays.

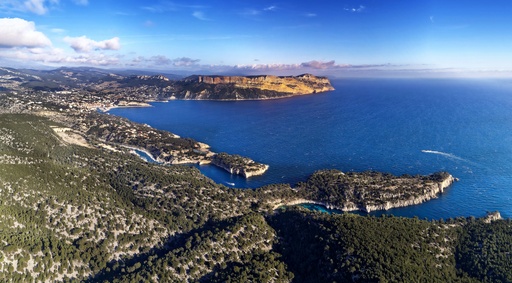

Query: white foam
[[421, 149, 474, 164]]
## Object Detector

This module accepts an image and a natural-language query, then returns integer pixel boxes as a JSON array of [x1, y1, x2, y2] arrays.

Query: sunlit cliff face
[[196, 74, 334, 94]]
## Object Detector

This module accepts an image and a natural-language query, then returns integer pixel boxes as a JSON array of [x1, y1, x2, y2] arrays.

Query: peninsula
[[0, 67, 334, 109], [270, 170, 456, 213], [211, 153, 269, 178], [172, 74, 335, 100]]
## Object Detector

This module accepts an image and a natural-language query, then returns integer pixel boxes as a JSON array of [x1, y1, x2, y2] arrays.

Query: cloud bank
[[0, 18, 430, 76], [64, 36, 121, 53], [131, 56, 201, 67], [0, 17, 122, 67], [0, 18, 52, 48]]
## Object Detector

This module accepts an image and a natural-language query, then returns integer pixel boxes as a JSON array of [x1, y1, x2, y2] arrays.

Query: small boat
[[225, 182, 235, 186]]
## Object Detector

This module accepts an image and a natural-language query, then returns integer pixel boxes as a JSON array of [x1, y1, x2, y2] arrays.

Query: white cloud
[[345, 5, 365, 13], [51, 28, 66, 33], [21, 0, 59, 15], [301, 60, 337, 69], [0, 45, 122, 67], [229, 61, 394, 73], [1, 0, 87, 15], [148, 55, 171, 65], [172, 57, 200, 67], [0, 18, 52, 48], [132, 56, 200, 67], [24, 0, 48, 15], [240, 5, 279, 18], [192, 11, 209, 21], [0, 0, 55, 15], [0, 17, 123, 67], [64, 36, 121, 53]]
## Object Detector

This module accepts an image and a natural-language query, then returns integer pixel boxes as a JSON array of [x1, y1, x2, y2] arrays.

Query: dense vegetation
[[270, 208, 470, 282], [456, 219, 512, 282], [296, 169, 453, 212], [0, 112, 510, 282]]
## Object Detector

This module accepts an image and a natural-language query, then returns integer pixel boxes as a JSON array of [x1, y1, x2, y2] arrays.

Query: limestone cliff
[[211, 152, 269, 178], [172, 74, 334, 100], [359, 174, 455, 213], [280, 170, 457, 213]]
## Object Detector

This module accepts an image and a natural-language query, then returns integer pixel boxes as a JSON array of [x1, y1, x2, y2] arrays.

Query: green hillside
[[0, 113, 510, 282]]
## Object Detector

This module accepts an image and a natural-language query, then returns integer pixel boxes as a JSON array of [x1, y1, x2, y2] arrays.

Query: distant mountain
[[0, 67, 181, 92]]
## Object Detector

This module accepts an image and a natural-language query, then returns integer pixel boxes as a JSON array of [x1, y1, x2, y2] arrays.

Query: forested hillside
[[0, 113, 510, 282]]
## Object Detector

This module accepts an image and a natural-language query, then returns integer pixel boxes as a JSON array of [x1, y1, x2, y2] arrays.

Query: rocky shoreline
[[274, 171, 457, 213], [125, 142, 269, 178], [211, 153, 269, 178]]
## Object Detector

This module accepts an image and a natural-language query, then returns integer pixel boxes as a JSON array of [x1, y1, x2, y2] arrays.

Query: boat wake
[[421, 150, 475, 165]]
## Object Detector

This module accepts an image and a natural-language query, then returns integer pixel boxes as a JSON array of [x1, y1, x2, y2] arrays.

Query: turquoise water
[[110, 78, 512, 219], [134, 149, 158, 164]]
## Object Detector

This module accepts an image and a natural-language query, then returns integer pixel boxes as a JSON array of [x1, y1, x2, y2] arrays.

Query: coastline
[[99, 91, 330, 113], [98, 101, 154, 112], [122, 141, 269, 179], [273, 174, 456, 214], [165, 91, 329, 102], [96, 84, 463, 215], [103, 97, 458, 214]]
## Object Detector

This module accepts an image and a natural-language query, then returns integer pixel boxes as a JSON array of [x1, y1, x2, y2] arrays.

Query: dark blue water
[[110, 78, 512, 219]]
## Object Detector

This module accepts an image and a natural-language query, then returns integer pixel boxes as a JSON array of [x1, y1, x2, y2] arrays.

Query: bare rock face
[[294, 170, 457, 213], [483, 211, 502, 223], [197, 74, 334, 93], [174, 74, 334, 100], [211, 152, 269, 178]]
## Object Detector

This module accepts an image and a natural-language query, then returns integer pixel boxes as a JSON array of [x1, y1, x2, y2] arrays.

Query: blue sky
[[1, 0, 512, 76]]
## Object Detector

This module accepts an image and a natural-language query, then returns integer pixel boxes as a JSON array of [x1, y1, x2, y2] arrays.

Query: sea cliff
[[211, 152, 269, 178], [360, 174, 454, 212], [274, 170, 456, 213], [172, 74, 334, 100]]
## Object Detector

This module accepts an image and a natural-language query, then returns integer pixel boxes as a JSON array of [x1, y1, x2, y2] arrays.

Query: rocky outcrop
[[211, 152, 269, 178], [285, 170, 457, 213], [196, 74, 333, 93], [359, 174, 455, 213], [483, 211, 502, 223], [172, 74, 334, 100]]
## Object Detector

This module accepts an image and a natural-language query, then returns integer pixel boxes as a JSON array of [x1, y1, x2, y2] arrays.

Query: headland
[[270, 170, 457, 213]]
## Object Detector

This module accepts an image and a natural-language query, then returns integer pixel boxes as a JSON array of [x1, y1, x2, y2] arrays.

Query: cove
[[111, 78, 512, 219]]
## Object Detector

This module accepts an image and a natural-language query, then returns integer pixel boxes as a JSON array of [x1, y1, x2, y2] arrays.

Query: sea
[[110, 78, 512, 220]]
